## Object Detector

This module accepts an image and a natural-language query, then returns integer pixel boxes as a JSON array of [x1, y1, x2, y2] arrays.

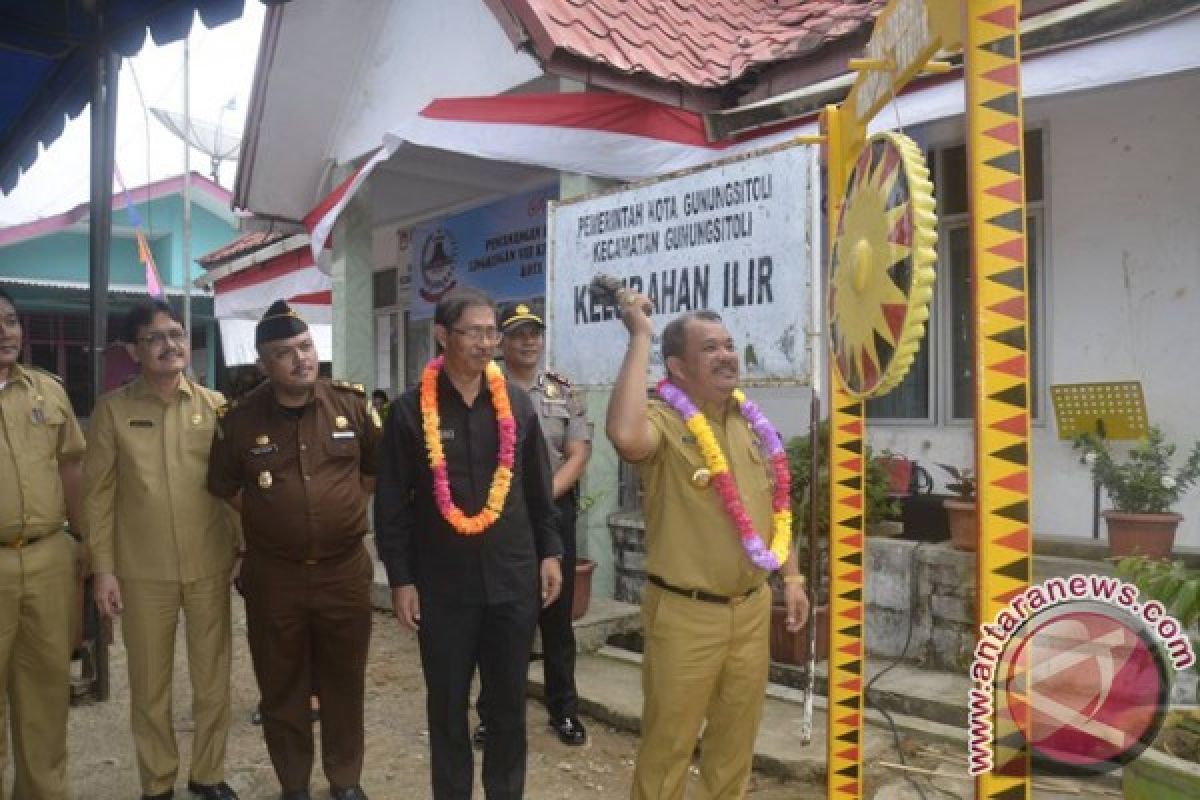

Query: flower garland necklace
[[420, 355, 516, 535], [656, 379, 792, 570]]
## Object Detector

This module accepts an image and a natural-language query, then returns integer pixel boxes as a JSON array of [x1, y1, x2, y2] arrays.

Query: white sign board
[[547, 144, 816, 387]]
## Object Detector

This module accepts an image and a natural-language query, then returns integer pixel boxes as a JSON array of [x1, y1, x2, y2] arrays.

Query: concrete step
[[371, 564, 640, 654], [1033, 552, 1115, 582], [527, 645, 968, 783]]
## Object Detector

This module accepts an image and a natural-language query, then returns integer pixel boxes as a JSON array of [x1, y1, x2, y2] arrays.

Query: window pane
[[373, 268, 398, 308], [950, 217, 1040, 419], [949, 226, 974, 419], [942, 145, 968, 215], [1024, 130, 1043, 203], [940, 130, 1041, 212], [866, 333, 931, 418]]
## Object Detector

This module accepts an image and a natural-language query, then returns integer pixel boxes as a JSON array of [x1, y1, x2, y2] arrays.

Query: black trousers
[[419, 593, 539, 800], [541, 495, 579, 719], [478, 495, 580, 721]]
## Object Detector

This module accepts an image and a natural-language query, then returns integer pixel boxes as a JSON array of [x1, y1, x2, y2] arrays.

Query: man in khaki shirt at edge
[[0, 287, 85, 800], [83, 301, 240, 800]]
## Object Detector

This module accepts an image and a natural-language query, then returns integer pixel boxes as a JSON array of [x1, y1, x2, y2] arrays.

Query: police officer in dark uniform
[[473, 303, 592, 748], [207, 301, 380, 800]]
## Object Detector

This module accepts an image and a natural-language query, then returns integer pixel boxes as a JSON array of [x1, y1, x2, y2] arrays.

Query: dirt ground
[[50, 599, 812, 799]]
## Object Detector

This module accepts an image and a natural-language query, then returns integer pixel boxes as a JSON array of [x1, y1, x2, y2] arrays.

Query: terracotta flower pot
[[1104, 511, 1181, 560], [944, 498, 977, 552], [571, 559, 596, 621], [769, 603, 828, 665]]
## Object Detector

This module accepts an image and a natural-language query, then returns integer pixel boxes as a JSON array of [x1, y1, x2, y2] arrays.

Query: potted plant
[[935, 463, 977, 551], [1115, 556, 1200, 798], [766, 424, 894, 665], [1075, 427, 1200, 559]]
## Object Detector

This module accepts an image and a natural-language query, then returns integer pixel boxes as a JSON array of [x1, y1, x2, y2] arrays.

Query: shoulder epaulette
[[544, 369, 572, 387], [332, 379, 367, 397], [29, 366, 64, 384]]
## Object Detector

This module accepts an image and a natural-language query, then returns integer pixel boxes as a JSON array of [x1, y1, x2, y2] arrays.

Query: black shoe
[[280, 792, 311, 800], [142, 792, 173, 800], [330, 788, 368, 800], [188, 782, 238, 800], [472, 722, 487, 750], [550, 715, 588, 746]]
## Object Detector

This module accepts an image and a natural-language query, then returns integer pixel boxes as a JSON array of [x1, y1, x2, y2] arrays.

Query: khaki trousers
[[632, 583, 770, 800], [120, 573, 232, 794], [0, 533, 74, 800]]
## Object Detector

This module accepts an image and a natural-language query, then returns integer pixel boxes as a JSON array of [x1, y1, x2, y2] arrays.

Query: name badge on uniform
[[249, 443, 279, 456], [440, 429, 455, 441], [129, 419, 154, 428], [332, 431, 356, 440], [681, 434, 697, 445]]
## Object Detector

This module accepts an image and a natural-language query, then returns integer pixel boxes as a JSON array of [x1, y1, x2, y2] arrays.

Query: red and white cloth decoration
[[212, 242, 333, 365], [303, 92, 802, 260]]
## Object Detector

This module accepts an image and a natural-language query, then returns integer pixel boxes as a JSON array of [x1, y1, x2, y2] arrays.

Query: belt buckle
[[304, 558, 318, 566]]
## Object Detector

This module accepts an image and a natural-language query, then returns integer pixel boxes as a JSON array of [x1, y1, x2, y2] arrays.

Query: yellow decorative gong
[[828, 131, 937, 399]]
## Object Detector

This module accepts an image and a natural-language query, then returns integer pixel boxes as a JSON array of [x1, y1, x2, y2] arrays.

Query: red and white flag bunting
[[303, 92, 805, 261]]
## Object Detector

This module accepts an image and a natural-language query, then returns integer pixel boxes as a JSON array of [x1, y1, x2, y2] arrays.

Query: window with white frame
[[867, 129, 1045, 422]]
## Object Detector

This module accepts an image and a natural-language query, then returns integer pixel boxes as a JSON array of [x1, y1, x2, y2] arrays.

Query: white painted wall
[[873, 71, 1200, 548]]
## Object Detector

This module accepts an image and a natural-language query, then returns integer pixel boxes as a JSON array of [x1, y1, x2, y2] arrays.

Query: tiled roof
[[197, 231, 286, 268], [504, 0, 885, 89]]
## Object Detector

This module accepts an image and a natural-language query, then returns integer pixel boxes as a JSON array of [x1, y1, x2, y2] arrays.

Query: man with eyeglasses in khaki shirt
[[83, 301, 240, 800]]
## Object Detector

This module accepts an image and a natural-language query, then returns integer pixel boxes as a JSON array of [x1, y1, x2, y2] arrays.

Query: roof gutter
[[702, 0, 1180, 141]]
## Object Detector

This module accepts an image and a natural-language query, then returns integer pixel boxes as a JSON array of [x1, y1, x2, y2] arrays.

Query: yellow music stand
[[1050, 381, 1149, 441], [1050, 381, 1149, 537]]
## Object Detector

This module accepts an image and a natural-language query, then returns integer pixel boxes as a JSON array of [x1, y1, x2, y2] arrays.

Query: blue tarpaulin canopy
[[0, 0, 245, 194], [0, 0, 247, 401]]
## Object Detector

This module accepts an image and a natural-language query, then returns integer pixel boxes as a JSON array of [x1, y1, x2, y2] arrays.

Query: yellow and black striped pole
[[965, 1, 1033, 797], [822, 104, 870, 800]]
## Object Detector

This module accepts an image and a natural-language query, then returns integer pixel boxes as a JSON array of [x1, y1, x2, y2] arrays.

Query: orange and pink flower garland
[[420, 355, 515, 535]]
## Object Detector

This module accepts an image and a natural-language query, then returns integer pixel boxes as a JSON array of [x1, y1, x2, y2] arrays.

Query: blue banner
[[409, 185, 558, 319]]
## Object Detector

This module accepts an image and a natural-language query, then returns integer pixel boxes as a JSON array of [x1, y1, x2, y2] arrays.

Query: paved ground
[[43, 599, 810, 799]]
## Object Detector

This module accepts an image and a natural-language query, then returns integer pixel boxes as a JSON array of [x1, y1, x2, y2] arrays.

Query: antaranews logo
[[968, 574, 1195, 776]]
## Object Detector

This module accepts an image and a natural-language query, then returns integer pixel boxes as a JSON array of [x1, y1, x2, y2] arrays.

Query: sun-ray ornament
[[829, 132, 937, 398]]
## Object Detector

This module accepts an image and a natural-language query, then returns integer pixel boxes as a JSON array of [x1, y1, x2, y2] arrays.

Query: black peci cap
[[255, 299, 309, 346]]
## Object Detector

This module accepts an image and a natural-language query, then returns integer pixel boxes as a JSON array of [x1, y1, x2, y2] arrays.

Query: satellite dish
[[151, 105, 242, 182]]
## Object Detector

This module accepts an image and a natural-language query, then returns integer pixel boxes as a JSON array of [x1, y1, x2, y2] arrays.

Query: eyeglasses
[[450, 326, 502, 343], [137, 329, 188, 347]]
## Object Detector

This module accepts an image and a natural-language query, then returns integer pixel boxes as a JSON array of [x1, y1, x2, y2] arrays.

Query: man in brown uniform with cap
[[207, 300, 379, 800], [0, 287, 85, 800], [84, 300, 240, 800]]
